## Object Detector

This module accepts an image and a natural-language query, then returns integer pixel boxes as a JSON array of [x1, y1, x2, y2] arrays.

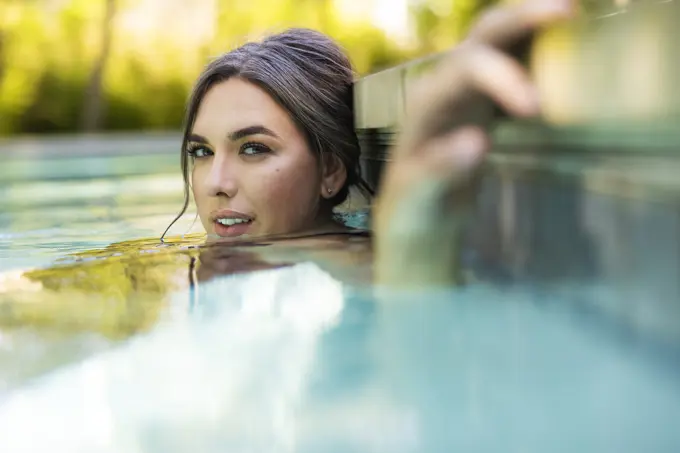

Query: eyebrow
[[188, 133, 209, 144], [187, 125, 279, 145], [229, 125, 279, 141]]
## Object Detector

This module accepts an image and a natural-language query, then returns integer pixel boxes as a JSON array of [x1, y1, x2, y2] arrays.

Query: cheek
[[252, 159, 321, 224]]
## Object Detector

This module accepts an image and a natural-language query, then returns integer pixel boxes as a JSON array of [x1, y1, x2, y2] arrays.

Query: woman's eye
[[188, 146, 212, 158], [240, 143, 271, 156]]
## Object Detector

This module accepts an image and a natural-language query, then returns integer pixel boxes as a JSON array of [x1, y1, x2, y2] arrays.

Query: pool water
[[0, 134, 200, 272], [0, 135, 201, 393], [1, 135, 679, 452], [1, 267, 679, 452]]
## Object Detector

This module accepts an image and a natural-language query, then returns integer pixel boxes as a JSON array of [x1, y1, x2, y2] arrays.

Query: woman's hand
[[373, 0, 575, 287]]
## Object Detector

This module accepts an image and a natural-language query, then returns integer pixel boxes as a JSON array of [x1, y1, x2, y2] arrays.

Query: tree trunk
[[80, 0, 116, 132]]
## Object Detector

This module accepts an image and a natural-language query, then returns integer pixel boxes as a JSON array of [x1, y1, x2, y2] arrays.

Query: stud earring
[[327, 188, 333, 195]]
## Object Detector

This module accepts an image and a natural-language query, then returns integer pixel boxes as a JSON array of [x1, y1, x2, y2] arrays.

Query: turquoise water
[[0, 135, 199, 272], [1, 268, 680, 452], [1, 136, 679, 451]]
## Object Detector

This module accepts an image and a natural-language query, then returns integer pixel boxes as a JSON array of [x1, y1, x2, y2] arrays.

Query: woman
[[164, 0, 575, 284], [164, 26, 371, 240]]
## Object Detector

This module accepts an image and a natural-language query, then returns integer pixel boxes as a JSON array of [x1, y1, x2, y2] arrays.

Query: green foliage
[[0, 0, 500, 136], [410, 0, 498, 53]]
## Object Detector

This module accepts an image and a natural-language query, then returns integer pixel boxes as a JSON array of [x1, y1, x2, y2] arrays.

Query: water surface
[[1, 135, 679, 452], [0, 134, 200, 272]]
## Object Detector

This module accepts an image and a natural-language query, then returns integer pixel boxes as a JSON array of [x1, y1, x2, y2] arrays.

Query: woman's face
[[189, 78, 341, 239]]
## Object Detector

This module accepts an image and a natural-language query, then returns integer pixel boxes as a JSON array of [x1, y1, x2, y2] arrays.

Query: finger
[[460, 44, 539, 117], [467, 0, 575, 48], [403, 44, 537, 152], [417, 126, 489, 176]]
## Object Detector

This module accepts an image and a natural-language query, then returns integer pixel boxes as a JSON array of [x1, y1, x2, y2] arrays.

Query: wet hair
[[162, 28, 373, 240]]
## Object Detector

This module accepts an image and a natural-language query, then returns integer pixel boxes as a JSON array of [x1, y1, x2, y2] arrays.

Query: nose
[[205, 151, 238, 198]]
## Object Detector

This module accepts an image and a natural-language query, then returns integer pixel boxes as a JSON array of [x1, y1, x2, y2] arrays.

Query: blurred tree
[[410, 0, 498, 54], [212, 0, 407, 74], [80, 0, 117, 131], [14, 0, 97, 133], [0, 1, 49, 134], [0, 0, 516, 136]]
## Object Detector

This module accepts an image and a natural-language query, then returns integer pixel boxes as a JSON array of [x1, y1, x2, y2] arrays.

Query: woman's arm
[[373, 0, 575, 287]]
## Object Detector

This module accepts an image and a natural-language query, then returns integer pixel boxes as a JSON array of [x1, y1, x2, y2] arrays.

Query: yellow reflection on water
[[0, 234, 204, 339], [0, 231, 373, 340]]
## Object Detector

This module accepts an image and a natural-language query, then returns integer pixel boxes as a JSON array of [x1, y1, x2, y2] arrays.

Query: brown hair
[[162, 28, 373, 240]]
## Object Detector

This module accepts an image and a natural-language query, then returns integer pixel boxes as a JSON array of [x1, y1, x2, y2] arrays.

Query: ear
[[320, 153, 347, 199]]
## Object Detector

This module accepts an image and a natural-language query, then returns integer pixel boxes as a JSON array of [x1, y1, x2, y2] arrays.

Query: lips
[[211, 209, 254, 238]]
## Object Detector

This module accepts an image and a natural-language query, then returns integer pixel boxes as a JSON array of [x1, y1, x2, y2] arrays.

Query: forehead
[[192, 77, 296, 137]]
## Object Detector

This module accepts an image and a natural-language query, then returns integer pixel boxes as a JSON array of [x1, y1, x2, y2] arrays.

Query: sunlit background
[[0, 0, 628, 136], [0, 0, 508, 136]]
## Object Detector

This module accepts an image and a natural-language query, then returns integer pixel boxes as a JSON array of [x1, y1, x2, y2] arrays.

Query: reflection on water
[[0, 137, 201, 391], [0, 229, 372, 393], [0, 263, 678, 452]]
